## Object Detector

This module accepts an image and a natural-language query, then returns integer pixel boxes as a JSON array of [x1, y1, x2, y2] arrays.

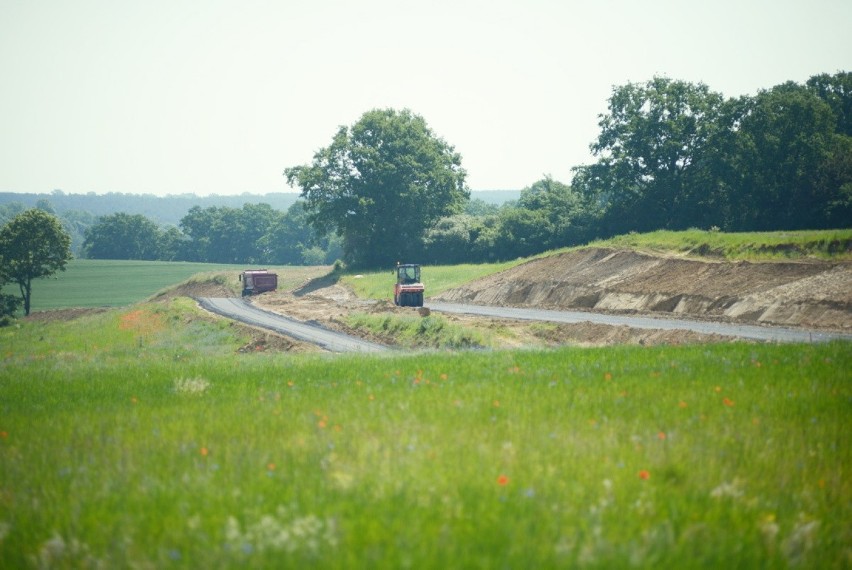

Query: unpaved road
[[192, 247, 851, 351], [197, 297, 389, 353], [428, 301, 852, 343]]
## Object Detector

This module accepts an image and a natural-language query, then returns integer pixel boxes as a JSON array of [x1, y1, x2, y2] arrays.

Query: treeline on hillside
[[81, 203, 343, 265], [0, 191, 302, 226], [572, 72, 851, 235], [0, 190, 520, 260]]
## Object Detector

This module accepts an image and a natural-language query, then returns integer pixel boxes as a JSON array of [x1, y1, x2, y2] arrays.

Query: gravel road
[[197, 297, 389, 353], [427, 301, 852, 343]]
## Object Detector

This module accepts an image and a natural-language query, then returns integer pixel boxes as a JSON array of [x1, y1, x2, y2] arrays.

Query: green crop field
[[1, 297, 850, 568], [1, 260, 326, 312]]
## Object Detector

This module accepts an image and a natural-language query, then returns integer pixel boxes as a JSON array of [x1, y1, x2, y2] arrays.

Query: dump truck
[[239, 269, 278, 296], [394, 263, 424, 307]]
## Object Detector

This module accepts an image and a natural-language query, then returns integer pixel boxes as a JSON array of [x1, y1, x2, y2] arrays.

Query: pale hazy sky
[[1, 0, 850, 196]]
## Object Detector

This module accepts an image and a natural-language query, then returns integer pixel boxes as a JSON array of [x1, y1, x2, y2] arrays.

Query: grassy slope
[[589, 228, 852, 261], [1, 301, 850, 568]]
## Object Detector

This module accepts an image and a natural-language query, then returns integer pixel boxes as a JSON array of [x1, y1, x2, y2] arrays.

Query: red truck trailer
[[239, 269, 278, 296]]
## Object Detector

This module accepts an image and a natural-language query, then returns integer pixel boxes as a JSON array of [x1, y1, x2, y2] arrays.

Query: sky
[[1, 0, 850, 197]]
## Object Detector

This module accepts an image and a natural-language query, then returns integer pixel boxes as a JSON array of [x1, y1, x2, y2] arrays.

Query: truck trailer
[[239, 269, 278, 296]]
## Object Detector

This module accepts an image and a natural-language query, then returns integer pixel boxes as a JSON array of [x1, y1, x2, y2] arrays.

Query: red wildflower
[[638, 470, 650, 480], [497, 474, 510, 486]]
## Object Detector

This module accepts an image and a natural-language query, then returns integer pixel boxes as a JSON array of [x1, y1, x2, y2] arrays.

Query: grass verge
[[346, 312, 492, 349], [589, 228, 852, 261]]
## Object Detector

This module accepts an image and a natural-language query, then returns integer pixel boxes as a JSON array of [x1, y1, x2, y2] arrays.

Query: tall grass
[[1, 302, 850, 568], [346, 312, 492, 349]]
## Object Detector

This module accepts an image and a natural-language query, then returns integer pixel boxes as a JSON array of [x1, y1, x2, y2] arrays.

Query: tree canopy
[[0, 209, 72, 315], [83, 212, 162, 260], [285, 108, 469, 268], [573, 73, 851, 234]]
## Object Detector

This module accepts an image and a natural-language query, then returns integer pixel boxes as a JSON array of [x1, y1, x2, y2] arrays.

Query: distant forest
[[0, 190, 521, 261]]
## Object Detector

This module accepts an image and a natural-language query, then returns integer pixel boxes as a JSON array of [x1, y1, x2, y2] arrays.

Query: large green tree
[[717, 83, 842, 230], [285, 108, 468, 268], [573, 77, 725, 234], [0, 209, 72, 315], [83, 212, 163, 260]]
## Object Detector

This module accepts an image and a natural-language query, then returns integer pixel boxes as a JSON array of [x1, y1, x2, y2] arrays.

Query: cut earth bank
[[250, 247, 851, 350]]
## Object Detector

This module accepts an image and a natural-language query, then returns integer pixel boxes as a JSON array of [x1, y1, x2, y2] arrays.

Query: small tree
[[0, 209, 72, 316]]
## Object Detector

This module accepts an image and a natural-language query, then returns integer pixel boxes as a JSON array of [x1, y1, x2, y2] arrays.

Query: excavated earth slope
[[434, 248, 852, 331]]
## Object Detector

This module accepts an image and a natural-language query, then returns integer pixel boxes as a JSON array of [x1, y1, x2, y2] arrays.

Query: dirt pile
[[434, 248, 852, 330]]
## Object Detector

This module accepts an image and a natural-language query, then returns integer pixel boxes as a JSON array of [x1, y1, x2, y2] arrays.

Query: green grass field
[[1, 298, 850, 568], [1, 231, 850, 567], [1, 260, 327, 312]]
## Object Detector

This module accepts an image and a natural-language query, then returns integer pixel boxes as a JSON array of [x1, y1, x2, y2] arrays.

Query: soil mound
[[434, 248, 852, 330]]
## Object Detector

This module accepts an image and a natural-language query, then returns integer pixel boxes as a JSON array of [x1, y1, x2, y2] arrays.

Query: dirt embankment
[[434, 248, 852, 331]]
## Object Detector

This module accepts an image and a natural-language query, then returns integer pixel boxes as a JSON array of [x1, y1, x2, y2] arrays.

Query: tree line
[[285, 72, 850, 267], [8, 71, 849, 272]]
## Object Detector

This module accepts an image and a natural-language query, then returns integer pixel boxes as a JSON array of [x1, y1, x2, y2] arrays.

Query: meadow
[[1, 232, 851, 567], [1, 296, 850, 568]]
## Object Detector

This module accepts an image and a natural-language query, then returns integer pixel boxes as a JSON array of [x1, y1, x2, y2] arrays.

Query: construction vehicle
[[394, 263, 424, 307], [239, 269, 278, 296]]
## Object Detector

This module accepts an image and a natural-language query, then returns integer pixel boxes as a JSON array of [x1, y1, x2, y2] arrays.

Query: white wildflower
[[710, 479, 744, 499], [174, 377, 211, 395], [783, 515, 820, 566], [758, 514, 780, 547], [225, 509, 336, 556]]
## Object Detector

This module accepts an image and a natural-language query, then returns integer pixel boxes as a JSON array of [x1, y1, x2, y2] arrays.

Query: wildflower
[[497, 474, 510, 486], [267, 463, 276, 471], [318, 420, 327, 429], [604, 372, 612, 381], [493, 400, 500, 408], [287, 381, 294, 387], [657, 432, 666, 440], [368, 394, 375, 401], [723, 397, 735, 407], [678, 401, 688, 408], [0, 431, 7, 439], [440, 373, 448, 380], [200, 447, 209, 457], [710, 479, 743, 499], [638, 470, 650, 480], [131, 397, 138, 405]]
